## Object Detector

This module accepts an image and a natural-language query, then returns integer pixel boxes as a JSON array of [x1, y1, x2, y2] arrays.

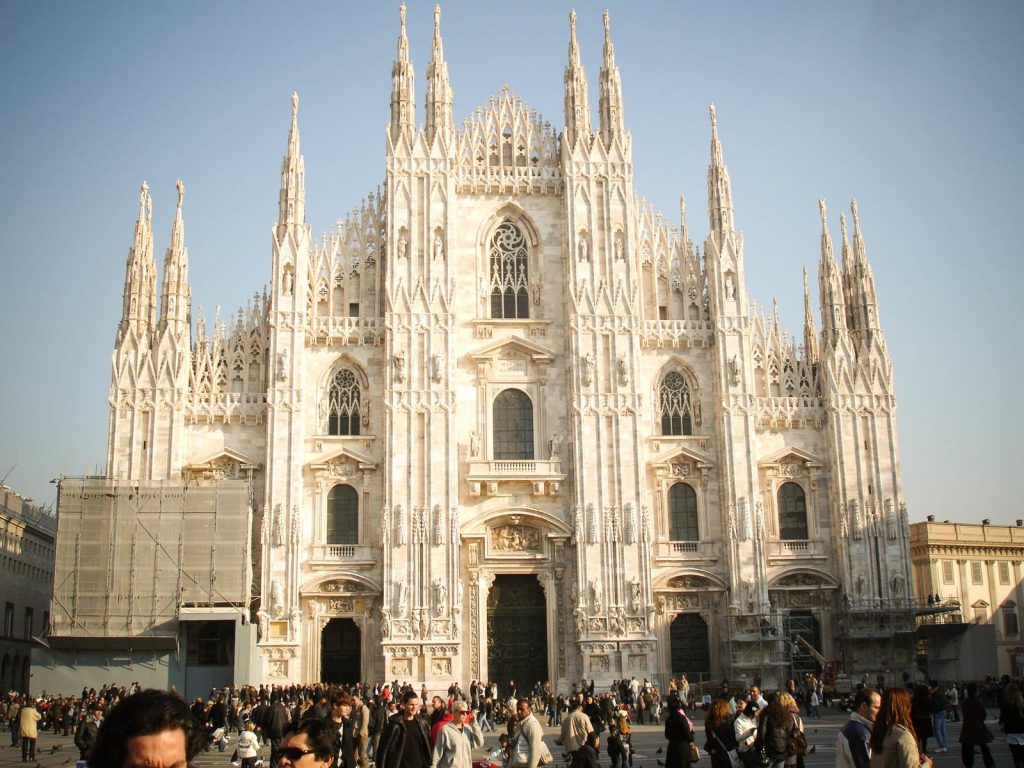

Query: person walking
[[960, 682, 995, 768], [377, 691, 432, 768], [509, 698, 552, 768], [570, 732, 601, 768], [664, 694, 695, 768], [838, 688, 881, 768], [756, 692, 802, 768], [431, 700, 483, 768], [999, 682, 1024, 768], [18, 699, 41, 763], [704, 699, 738, 768], [558, 697, 594, 758], [236, 722, 260, 768], [929, 681, 948, 753], [75, 704, 103, 763], [869, 688, 931, 768]]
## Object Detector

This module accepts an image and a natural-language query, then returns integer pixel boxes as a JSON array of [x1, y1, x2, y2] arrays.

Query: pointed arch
[[320, 355, 369, 436], [653, 360, 701, 436]]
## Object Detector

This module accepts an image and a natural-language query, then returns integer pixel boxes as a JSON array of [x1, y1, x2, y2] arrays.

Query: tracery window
[[492, 389, 534, 460], [489, 221, 530, 319], [327, 484, 358, 545], [778, 482, 808, 540], [668, 483, 699, 541], [659, 371, 694, 436], [327, 368, 360, 436]]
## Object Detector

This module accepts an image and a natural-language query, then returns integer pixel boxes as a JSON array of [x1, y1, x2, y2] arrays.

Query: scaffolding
[[836, 597, 918, 687], [50, 477, 252, 642], [724, 609, 792, 688]]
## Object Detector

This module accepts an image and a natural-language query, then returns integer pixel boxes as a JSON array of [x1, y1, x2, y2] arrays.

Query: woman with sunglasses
[[279, 719, 341, 767]]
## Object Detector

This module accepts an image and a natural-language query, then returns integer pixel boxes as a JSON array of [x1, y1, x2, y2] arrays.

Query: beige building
[[910, 518, 1024, 680], [0, 484, 56, 693], [41, 7, 914, 694]]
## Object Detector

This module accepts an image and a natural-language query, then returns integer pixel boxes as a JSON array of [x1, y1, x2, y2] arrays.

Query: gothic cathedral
[[104, 7, 914, 690]]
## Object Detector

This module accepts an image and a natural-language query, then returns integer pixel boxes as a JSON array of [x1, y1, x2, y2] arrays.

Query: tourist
[[1000, 683, 1024, 768], [910, 684, 933, 754], [18, 697, 41, 763], [733, 699, 759, 768], [377, 690, 432, 768], [432, 699, 483, 768], [278, 718, 342, 768], [510, 697, 552, 768], [236, 722, 260, 768], [959, 682, 995, 768], [664, 694, 696, 768], [704, 698, 738, 768], [558, 695, 594, 757], [837, 688, 881, 768], [570, 731, 601, 768], [756, 692, 801, 768], [607, 714, 631, 768], [87, 689, 207, 768], [868, 688, 930, 768], [929, 680, 948, 753]]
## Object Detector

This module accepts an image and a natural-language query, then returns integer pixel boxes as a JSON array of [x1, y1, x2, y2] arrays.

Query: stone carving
[[885, 498, 897, 540], [394, 504, 406, 546], [397, 232, 408, 260], [590, 655, 609, 672], [397, 582, 409, 617], [433, 233, 444, 261], [431, 353, 442, 383], [269, 579, 284, 618], [578, 233, 589, 261], [282, 269, 293, 296], [587, 503, 599, 544], [851, 500, 863, 539], [582, 352, 595, 387], [491, 523, 541, 552], [729, 356, 740, 385], [754, 500, 765, 540], [276, 349, 289, 382], [591, 578, 604, 615], [272, 503, 284, 547], [393, 350, 406, 383], [614, 236, 625, 261], [631, 577, 642, 613], [899, 502, 910, 538], [725, 272, 736, 299], [618, 357, 630, 386], [855, 571, 866, 595], [727, 504, 738, 541], [380, 607, 391, 639], [890, 572, 904, 596], [433, 504, 445, 545], [469, 430, 480, 457], [623, 502, 637, 544], [640, 506, 651, 542], [289, 606, 302, 640], [291, 505, 300, 545], [257, 609, 269, 641], [431, 656, 452, 676], [450, 506, 461, 543], [434, 578, 447, 616], [548, 432, 562, 459], [610, 607, 626, 636], [839, 502, 849, 538], [392, 657, 412, 677]]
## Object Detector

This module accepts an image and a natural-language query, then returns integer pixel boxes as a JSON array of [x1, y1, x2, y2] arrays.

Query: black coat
[[665, 707, 694, 768], [571, 743, 601, 768]]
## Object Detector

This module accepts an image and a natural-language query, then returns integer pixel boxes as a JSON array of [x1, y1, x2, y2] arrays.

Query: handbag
[[689, 742, 701, 762], [711, 727, 740, 768]]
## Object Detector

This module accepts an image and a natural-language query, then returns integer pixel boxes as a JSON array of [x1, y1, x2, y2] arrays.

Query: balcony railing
[[654, 541, 715, 561], [311, 544, 375, 563], [466, 459, 564, 496], [766, 539, 826, 560]]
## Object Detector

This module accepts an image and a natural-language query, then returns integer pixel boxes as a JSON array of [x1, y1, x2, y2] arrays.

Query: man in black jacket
[[265, 696, 291, 767], [75, 705, 104, 762], [377, 690, 431, 768]]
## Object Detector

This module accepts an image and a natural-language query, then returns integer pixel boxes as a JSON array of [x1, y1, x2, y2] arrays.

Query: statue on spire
[[176, 179, 185, 209]]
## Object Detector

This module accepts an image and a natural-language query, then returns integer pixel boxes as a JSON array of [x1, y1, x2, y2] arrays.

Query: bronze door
[[487, 574, 548, 696], [670, 613, 710, 679], [321, 618, 361, 684]]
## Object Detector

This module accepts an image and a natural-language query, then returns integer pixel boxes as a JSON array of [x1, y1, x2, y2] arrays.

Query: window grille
[[659, 371, 694, 435], [489, 221, 530, 319], [778, 482, 809, 540], [327, 368, 361, 436], [668, 483, 699, 541]]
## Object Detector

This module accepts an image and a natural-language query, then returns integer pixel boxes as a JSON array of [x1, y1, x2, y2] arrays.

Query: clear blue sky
[[1, 1, 1021, 523]]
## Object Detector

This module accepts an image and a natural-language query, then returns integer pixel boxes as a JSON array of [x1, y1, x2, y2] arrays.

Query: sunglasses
[[279, 746, 316, 762]]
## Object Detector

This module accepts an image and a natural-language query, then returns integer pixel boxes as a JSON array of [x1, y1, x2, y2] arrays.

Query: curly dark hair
[[88, 689, 206, 768], [284, 718, 342, 761]]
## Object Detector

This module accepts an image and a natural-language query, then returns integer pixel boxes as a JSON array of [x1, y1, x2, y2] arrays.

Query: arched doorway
[[321, 618, 361, 684], [670, 613, 710, 681], [487, 575, 547, 696]]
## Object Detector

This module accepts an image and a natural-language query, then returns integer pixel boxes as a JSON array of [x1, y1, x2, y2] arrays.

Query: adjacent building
[[39, 6, 915, 694], [0, 484, 56, 693], [910, 518, 1024, 681]]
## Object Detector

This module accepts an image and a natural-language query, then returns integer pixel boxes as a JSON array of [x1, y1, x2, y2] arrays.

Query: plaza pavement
[[0, 710, 1008, 768]]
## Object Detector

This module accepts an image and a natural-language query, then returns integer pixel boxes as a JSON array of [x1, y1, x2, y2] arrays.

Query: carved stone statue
[[269, 580, 284, 618], [393, 350, 406, 383], [397, 232, 408, 259], [272, 503, 284, 547], [433, 233, 444, 261], [725, 273, 736, 299], [398, 582, 409, 617], [582, 352, 595, 387], [729, 355, 740, 385], [257, 610, 269, 641], [574, 606, 587, 638], [614, 237, 624, 261], [548, 432, 562, 459], [276, 349, 288, 382], [618, 357, 630, 386], [380, 607, 391, 639], [434, 578, 447, 616], [282, 269, 293, 296], [431, 353, 442, 383], [578, 234, 589, 261], [394, 504, 407, 546], [469, 430, 480, 457], [631, 577, 642, 614], [289, 606, 302, 640], [591, 579, 604, 615]]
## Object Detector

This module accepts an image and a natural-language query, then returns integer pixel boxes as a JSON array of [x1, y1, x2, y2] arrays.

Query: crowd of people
[[4, 672, 1024, 768]]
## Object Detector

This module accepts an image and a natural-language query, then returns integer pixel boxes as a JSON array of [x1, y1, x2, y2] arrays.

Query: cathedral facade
[[97, 7, 915, 691]]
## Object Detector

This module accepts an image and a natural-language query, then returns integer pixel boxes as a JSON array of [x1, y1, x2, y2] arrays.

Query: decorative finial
[[434, 3, 440, 29], [570, 8, 576, 28], [176, 179, 185, 209], [818, 198, 827, 226], [803, 266, 810, 290], [399, 3, 406, 28], [291, 91, 298, 115], [709, 103, 717, 130], [139, 181, 148, 204], [603, 9, 610, 35], [850, 198, 861, 230], [840, 212, 848, 241]]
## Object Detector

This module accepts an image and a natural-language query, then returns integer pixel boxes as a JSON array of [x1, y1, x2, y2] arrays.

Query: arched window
[[489, 221, 530, 319], [778, 482, 808, 540], [668, 483, 699, 541], [659, 371, 693, 435], [492, 389, 534, 460], [327, 368, 361, 436], [327, 485, 359, 545]]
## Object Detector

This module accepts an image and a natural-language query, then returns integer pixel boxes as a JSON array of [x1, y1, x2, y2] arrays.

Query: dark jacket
[[377, 712, 432, 768], [665, 706, 694, 768], [705, 717, 738, 768], [960, 696, 992, 745], [75, 719, 99, 758], [571, 743, 601, 768], [756, 710, 796, 761]]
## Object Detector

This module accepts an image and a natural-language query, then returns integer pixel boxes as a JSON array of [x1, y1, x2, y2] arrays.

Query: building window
[[999, 562, 1011, 585], [1005, 605, 1020, 637], [668, 483, 699, 541], [492, 389, 534, 460], [489, 221, 530, 319], [942, 561, 955, 585], [973, 604, 988, 623], [972, 562, 983, 585], [327, 485, 359, 545], [778, 482, 809, 540], [658, 371, 694, 436], [185, 621, 234, 667], [3, 603, 12, 638], [23, 608, 32, 640], [327, 368, 361, 436]]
